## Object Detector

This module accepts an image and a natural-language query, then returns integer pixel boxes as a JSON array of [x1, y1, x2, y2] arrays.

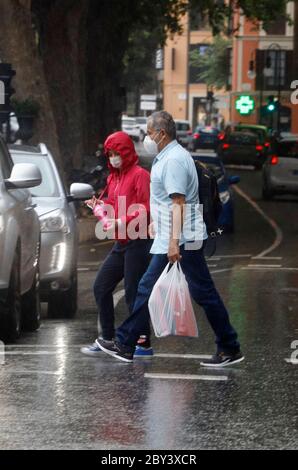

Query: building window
[[189, 44, 211, 83], [256, 49, 293, 91]]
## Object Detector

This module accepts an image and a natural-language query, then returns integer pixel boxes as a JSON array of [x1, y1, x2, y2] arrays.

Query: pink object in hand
[[93, 204, 112, 230]]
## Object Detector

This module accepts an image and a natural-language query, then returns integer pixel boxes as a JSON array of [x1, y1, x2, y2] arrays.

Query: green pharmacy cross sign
[[235, 95, 255, 115]]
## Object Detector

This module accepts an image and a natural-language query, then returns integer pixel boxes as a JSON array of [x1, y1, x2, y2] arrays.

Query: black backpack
[[194, 160, 223, 238]]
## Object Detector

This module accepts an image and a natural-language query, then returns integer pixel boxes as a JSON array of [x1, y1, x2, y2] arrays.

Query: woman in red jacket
[[81, 131, 153, 357]]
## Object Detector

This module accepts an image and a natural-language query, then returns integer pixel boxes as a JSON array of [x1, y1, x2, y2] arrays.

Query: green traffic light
[[267, 103, 275, 112]]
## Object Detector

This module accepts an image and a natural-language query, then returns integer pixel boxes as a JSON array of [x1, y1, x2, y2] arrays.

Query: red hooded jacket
[[94, 131, 150, 242]]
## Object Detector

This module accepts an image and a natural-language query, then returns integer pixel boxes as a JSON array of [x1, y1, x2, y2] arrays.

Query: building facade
[[163, 2, 297, 133]]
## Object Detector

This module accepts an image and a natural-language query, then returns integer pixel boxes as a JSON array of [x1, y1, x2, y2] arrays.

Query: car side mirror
[[229, 175, 240, 185], [67, 183, 95, 202], [5, 163, 42, 189]]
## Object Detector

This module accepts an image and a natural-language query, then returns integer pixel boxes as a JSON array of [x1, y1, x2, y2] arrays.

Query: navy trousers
[[94, 239, 152, 340], [116, 243, 240, 354]]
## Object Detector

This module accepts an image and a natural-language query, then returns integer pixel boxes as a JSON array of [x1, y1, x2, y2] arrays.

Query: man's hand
[[168, 239, 181, 263]]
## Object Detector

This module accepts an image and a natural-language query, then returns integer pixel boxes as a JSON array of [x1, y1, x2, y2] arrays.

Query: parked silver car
[[10, 144, 94, 319], [0, 136, 42, 342], [262, 137, 298, 199]]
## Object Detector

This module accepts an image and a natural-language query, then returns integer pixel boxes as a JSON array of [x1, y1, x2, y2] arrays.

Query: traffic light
[[266, 95, 277, 113], [0, 63, 16, 125]]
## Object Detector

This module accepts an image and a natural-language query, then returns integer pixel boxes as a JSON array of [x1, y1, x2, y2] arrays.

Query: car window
[[176, 123, 190, 131], [11, 154, 60, 197], [228, 133, 257, 145], [199, 127, 218, 135], [0, 140, 13, 179], [236, 127, 265, 142], [275, 141, 298, 158], [136, 118, 147, 124]]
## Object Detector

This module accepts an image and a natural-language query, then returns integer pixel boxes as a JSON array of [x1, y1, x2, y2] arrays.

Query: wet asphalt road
[[0, 167, 298, 450]]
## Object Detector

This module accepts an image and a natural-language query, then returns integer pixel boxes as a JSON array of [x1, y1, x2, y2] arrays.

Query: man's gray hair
[[147, 111, 176, 140]]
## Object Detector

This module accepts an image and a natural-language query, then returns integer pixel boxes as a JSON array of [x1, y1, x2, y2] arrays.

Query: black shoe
[[200, 351, 244, 368], [95, 338, 133, 363]]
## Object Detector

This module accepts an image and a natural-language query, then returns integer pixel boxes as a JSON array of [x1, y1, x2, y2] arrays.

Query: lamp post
[[263, 43, 282, 134]]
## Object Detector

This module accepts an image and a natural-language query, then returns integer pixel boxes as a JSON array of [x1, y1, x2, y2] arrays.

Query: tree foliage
[[189, 36, 231, 90]]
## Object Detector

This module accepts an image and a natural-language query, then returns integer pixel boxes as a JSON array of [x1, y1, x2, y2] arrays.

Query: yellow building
[[163, 13, 230, 131]]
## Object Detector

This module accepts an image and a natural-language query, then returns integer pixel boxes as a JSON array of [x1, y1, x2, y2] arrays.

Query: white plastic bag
[[148, 262, 198, 338]]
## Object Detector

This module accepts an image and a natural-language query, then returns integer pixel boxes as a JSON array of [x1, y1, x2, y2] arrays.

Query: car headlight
[[40, 209, 69, 233], [219, 190, 230, 204]]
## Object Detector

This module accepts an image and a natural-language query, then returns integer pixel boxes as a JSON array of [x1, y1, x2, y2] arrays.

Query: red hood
[[104, 131, 139, 173]]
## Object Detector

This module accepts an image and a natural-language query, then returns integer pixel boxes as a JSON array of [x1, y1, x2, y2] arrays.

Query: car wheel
[[0, 249, 22, 342], [21, 263, 41, 332], [47, 269, 78, 319]]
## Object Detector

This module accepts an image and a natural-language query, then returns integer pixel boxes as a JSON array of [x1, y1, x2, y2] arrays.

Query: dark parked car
[[191, 151, 240, 232], [189, 126, 224, 151], [218, 131, 265, 169]]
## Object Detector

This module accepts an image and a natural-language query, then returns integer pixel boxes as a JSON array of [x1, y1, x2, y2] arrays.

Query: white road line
[[234, 185, 283, 258], [154, 353, 212, 359], [144, 373, 228, 381], [1, 370, 61, 375], [247, 264, 282, 268], [212, 254, 252, 259], [242, 267, 298, 272], [78, 268, 90, 272], [251, 256, 282, 260], [210, 268, 234, 274], [207, 264, 217, 268]]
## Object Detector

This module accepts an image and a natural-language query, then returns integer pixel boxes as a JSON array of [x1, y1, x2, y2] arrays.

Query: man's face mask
[[143, 130, 164, 155]]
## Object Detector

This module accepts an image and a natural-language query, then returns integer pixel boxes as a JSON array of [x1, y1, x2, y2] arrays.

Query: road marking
[[247, 264, 282, 268], [78, 268, 90, 272], [1, 370, 61, 375], [207, 264, 217, 268], [234, 185, 283, 258], [251, 256, 282, 260], [154, 353, 212, 359], [242, 267, 298, 272], [2, 351, 60, 355], [210, 268, 234, 274], [144, 373, 228, 381], [212, 254, 252, 259]]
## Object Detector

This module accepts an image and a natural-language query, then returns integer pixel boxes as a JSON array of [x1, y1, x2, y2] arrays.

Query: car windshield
[[197, 127, 218, 135], [136, 118, 147, 124], [236, 127, 265, 142], [275, 141, 298, 158], [176, 123, 190, 131], [11, 154, 60, 197], [228, 133, 257, 145]]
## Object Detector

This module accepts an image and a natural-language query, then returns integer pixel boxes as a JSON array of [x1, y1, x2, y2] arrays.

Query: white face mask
[[143, 131, 163, 155], [109, 156, 122, 168]]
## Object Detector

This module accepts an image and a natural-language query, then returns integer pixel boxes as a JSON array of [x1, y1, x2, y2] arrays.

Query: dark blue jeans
[[94, 239, 152, 340], [116, 243, 240, 354]]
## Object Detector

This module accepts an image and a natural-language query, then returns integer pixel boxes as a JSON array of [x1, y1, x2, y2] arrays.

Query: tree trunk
[[86, 0, 130, 150], [31, 0, 88, 174], [0, 0, 61, 166]]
